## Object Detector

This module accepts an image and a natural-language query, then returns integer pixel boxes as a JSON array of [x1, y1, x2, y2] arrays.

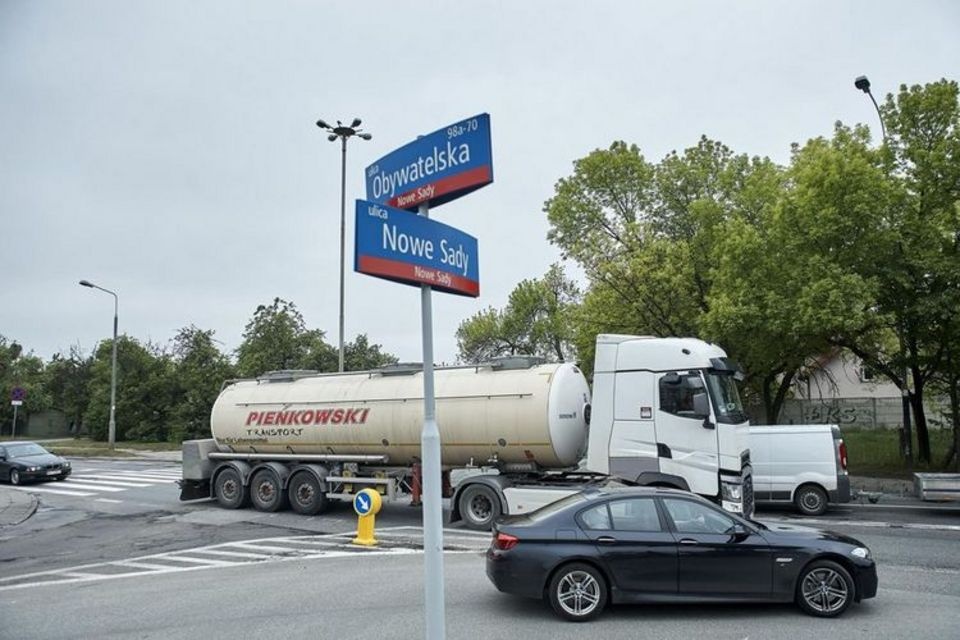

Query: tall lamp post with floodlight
[[80, 279, 118, 449], [854, 74, 912, 469], [315, 117, 372, 373]]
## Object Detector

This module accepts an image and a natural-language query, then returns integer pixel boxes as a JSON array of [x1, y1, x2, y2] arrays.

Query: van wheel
[[458, 484, 501, 530], [795, 484, 828, 516]]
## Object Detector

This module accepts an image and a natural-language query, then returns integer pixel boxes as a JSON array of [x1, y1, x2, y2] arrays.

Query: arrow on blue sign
[[355, 493, 370, 514]]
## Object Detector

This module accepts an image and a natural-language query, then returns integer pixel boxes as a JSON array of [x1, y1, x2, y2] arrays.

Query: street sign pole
[[419, 200, 445, 640], [11, 403, 19, 439]]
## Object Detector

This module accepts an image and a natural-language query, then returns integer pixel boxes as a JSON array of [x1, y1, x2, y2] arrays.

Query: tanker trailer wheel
[[250, 470, 288, 512], [458, 484, 501, 530], [214, 468, 249, 510], [288, 472, 330, 515]]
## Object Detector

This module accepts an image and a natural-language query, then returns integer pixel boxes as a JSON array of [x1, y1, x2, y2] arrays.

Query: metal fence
[[748, 396, 953, 429]]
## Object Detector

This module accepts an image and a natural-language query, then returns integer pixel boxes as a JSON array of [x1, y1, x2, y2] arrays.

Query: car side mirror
[[730, 523, 750, 541]]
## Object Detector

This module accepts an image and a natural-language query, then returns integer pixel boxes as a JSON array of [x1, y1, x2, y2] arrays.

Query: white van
[[749, 424, 850, 516]]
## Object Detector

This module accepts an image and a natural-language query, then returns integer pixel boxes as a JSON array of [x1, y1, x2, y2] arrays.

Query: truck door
[[655, 371, 720, 498]]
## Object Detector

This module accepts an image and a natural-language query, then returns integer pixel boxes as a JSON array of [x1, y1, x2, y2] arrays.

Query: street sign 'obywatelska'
[[354, 199, 479, 297], [364, 113, 492, 211]]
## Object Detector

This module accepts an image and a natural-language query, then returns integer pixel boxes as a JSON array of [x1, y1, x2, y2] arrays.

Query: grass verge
[[843, 427, 954, 478]]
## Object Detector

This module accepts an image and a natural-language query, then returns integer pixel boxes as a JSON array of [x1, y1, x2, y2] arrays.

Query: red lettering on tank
[[257, 412, 266, 426], [315, 409, 332, 424], [290, 411, 301, 425], [331, 409, 345, 424], [342, 409, 356, 423], [246, 412, 259, 426], [301, 410, 315, 423], [263, 412, 276, 426], [360, 408, 370, 423], [276, 411, 290, 426]]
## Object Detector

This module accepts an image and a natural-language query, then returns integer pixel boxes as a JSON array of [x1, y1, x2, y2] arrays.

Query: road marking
[[95, 498, 123, 504], [8, 485, 95, 497], [0, 531, 480, 592], [763, 516, 960, 533], [69, 476, 154, 488], [58, 481, 126, 492], [108, 474, 177, 482]]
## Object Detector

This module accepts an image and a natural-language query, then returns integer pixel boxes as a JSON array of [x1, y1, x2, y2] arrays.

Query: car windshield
[[6, 443, 50, 457], [705, 373, 747, 424]]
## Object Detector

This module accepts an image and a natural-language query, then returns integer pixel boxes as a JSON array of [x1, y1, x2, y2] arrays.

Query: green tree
[[343, 334, 398, 371], [43, 345, 93, 433], [457, 264, 579, 363], [84, 336, 176, 442], [235, 298, 330, 376], [0, 336, 50, 435], [168, 326, 235, 442]]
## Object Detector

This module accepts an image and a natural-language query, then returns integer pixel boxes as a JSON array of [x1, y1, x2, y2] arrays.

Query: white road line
[[763, 517, 960, 533], [59, 482, 126, 492], [113, 561, 183, 571], [95, 498, 123, 504], [182, 548, 273, 560], [8, 485, 95, 497], [69, 477, 153, 488], [108, 473, 178, 481], [152, 555, 239, 566], [227, 542, 313, 554]]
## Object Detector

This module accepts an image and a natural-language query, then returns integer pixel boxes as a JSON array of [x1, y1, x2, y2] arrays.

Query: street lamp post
[[315, 117, 372, 373], [854, 75, 912, 469], [79, 279, 118, 449]]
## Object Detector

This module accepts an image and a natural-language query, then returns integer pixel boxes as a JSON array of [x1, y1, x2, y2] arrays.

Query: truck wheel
[[288, 472, 329, 515], [250, 470, 288, 512], [795, 559, 854, 617], [214, 468, 249, 509], [458, 484, 501, 530], [548, 562, 608, 622], [795, 484, 828, 516]]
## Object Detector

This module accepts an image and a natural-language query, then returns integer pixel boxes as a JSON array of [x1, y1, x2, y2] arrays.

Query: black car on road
[[0, 441, 72, 485], [486, 486, 877, 621]]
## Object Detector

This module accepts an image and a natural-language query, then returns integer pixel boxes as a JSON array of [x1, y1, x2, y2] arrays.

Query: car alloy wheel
[[797, 560, 854, 617], [548, 563, 608, 622], [10, 469, 21, 485]]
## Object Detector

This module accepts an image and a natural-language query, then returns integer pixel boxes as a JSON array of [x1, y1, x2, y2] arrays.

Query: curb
[[0, 487, 39, 527]]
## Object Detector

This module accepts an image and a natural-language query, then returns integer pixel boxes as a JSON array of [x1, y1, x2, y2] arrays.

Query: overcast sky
[[2, 1, 958, 366]]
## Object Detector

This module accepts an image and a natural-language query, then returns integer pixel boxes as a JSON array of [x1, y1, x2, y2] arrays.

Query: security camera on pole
[[357, 113, 493, 640]]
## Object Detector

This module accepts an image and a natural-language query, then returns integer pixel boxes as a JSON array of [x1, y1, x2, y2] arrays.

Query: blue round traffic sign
[[11, 387, 25, 402], [354, 491, 372, 516]]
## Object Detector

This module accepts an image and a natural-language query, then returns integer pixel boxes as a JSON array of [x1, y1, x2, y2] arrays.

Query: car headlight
[[851, 547, 871, 559], [721, 481, 743, 501], [64, 461, 71, 467], [27, 466, 41, 472]]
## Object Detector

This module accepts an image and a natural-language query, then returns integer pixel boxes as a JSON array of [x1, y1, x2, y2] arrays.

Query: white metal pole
[[418, 201, 445, 640], [11, 404, 18, 439], [109, 293, 118, 449]]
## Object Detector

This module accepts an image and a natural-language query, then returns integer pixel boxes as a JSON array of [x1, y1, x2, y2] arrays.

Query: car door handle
[[596, 536, 617, 544], [678, 538, 699, 545]]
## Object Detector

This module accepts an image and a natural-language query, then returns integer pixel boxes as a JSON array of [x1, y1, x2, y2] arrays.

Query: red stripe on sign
[[387, 166, 492, 209], [357, 256, 479, 297]]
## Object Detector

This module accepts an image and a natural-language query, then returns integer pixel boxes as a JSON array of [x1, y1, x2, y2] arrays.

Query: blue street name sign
[[354, 199, 479, 297], [364, 113, 493, 211]]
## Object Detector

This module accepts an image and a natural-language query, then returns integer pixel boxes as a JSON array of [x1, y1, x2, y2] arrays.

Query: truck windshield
[[705, 373, 747, 424]]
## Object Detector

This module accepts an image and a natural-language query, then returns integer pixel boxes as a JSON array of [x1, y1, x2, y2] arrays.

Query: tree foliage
[[456, 264, 579, 363]]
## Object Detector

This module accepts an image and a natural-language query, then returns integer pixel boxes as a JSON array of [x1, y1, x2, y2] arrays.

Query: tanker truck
[[179, 335, 754, 528]]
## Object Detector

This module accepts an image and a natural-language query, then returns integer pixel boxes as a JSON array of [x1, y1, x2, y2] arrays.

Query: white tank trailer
[[180, 336, 754, 529]]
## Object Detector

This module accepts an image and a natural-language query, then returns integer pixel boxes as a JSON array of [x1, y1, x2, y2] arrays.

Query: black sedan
[[0, 441, 72, 485], [486, 486, 877, 621]]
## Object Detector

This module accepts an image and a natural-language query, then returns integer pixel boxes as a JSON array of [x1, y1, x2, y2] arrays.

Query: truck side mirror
[[693, 392, 714, 430]]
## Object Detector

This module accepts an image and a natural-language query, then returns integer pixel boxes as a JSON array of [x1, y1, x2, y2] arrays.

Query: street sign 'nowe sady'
[[364, 113, 492, 211], [354, 200, 479, 297]]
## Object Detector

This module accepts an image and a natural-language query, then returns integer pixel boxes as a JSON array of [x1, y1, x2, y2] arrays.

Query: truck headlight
[[851, 547, 871, 560], [721, 481, 742, 501]]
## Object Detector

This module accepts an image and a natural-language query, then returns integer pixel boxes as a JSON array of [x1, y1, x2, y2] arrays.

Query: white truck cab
[[585, 335, 753, 515]]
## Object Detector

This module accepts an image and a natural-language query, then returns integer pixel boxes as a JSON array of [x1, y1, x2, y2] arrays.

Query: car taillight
[[494, 532, 519, 550], [838, 440, 848, 471]]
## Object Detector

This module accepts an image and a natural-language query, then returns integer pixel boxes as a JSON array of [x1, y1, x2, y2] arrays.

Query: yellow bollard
[[352, 488, 382, 546]]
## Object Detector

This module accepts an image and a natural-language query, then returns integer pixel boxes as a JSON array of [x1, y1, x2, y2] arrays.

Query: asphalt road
[[2, 459, 960, 638]]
